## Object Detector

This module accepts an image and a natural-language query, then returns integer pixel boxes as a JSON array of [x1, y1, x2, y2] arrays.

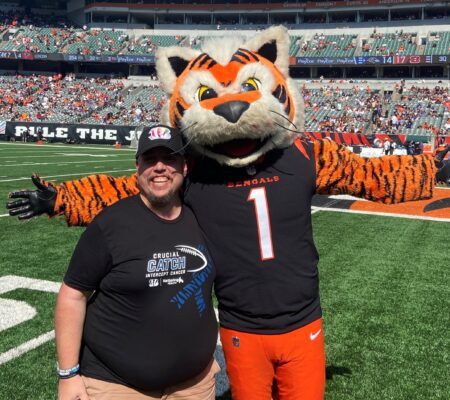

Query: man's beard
[[146, 188, 178, 208]]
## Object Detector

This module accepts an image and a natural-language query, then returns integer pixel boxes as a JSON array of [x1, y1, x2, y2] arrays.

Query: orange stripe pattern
[[314, 139, 436, 204], [54, 174, 139, 226]]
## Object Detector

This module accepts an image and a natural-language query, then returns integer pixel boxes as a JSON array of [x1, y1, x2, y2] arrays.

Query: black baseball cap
[[135, 124, 185, 159]]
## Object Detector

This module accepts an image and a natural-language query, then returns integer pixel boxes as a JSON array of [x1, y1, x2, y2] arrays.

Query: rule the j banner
[[1, 122, 138, 145]]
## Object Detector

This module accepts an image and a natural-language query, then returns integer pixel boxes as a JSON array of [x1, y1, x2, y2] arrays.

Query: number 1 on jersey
[[247, 187, 274, 260]]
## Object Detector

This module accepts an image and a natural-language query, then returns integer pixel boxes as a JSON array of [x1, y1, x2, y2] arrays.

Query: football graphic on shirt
[[175, 245, 208, 272]]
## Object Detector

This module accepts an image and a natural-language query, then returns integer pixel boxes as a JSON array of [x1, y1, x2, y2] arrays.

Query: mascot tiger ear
[[156, 26, 290, 94], [244, 25, 290, 77], [156, 46, 200, 94]]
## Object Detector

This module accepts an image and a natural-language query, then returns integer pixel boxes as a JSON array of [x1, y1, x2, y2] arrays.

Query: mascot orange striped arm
[[6, 25, 450, 400]]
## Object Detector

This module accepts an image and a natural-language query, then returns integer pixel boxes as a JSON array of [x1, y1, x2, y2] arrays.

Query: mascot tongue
[[214, 139, 259, 158]]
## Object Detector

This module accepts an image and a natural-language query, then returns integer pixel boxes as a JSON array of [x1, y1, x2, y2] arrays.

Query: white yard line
[[0, 214, 8, 218], [0, 159, 132, 167], [0, 154, 130, 159], [0, 274, 220, 365], [0, 275, 61, 294], [0, 330, 55, 365], [0, 142, 134, 151], [312, 206, 450, 222], [0, 275, 61, 365], [0, 169, 135, 183]]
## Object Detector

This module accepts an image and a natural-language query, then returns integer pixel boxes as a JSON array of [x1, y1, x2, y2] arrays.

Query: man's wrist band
[[56, 363, 80, 379]]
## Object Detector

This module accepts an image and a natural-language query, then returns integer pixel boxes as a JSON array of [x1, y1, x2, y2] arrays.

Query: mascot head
[[156, 26, 301, 167]]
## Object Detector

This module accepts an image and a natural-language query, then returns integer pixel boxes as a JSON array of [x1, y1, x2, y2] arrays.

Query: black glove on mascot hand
[[7, 174, 57, 220], [435, 145, 450, 185]]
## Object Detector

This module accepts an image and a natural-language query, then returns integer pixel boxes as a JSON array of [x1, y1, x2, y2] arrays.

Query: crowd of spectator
[[372, 86, 449, 137], [88, 86, 166, 126], [65, 29, 128, 55], [124, 36, 157, 54], [299, 33, 356, 54], [1, 73, 448, 139], [303, 85, 383, 134], [362, 29, 417, 56], [3, 26, 73, 53], [0, 11, 449, 59], [0, 73, 125, 123]]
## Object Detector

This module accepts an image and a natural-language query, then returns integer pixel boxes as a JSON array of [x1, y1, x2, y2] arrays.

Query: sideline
[[311, 206, 450, 222], [0, 169, 135, 183], [0, 142, 135, 151], [0, 159, 132, 168]]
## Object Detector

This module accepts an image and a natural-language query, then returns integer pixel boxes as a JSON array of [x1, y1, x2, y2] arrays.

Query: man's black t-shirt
[[64, 195, 217, 391], [185, 142, 320, 334]]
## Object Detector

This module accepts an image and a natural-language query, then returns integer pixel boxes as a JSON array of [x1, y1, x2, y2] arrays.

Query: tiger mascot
[[7, 26, 450, 400]]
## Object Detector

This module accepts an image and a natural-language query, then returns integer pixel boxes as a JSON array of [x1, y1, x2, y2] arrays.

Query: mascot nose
[[213, 101, 250, 123]]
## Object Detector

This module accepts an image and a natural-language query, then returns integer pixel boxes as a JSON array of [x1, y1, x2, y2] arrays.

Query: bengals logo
[[316, 188, 450, 219], [148, 127, 171, 141], [424, 197, 450, 213]]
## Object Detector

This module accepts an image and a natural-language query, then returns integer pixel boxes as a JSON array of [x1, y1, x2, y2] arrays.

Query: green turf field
[[0, 142, 449, 399]]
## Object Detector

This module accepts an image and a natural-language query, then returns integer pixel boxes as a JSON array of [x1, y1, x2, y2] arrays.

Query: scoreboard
[[0, 50, 447, 67], [295, 55, 449, 66]]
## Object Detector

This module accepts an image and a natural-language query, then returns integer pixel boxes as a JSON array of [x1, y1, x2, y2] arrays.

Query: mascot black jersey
[[185, 142, 318, 333]]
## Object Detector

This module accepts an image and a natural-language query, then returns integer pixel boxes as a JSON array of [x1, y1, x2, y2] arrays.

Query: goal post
[[130, 125, 145, 149]]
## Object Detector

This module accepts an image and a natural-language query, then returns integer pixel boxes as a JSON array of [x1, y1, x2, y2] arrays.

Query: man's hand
[[58, 375, 90, 400], [6, 174, 57, 219], [435, 145, 450, 185]]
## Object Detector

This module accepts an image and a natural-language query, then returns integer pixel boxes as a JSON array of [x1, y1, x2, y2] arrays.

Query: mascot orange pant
[[220, 318, 325, 400]]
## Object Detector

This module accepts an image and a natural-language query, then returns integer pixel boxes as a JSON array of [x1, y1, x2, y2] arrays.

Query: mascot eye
[[241, 78, 260, 92], [197, 85, 218, 102]]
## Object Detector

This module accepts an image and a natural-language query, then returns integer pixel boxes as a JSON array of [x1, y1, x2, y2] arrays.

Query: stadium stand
[[83, 84, 166, 125], [373, 86, 449, 138], [122, 34, 185, 55], [0, 25, 449, 59], [302, 85, 380, 133], [0, 9, 72, 29], [0, 26, 73, 53], [3, 70, 446, 143], [0, 4, 448, 144], [424, 31, 450, 55], [289, 35, 302, 56], [0, 74, 125, 123], [298, 33, 357, 57], [362, 30, 417, 55], [62, 29, 128, 55]]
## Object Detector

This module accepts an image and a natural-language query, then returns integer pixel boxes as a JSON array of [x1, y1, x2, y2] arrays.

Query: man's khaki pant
[[81, 359, 220, 400]]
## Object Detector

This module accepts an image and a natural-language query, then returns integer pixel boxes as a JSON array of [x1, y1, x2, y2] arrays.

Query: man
[[54, 125, 219, 400], [22, 126, 29, 143], [383, 139, 391, 155], [390, 140, 397, 155]]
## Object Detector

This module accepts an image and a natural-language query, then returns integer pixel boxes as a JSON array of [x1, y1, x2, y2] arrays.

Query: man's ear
[[243, 26, 290, 76], [156, 46, 201, 94]]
